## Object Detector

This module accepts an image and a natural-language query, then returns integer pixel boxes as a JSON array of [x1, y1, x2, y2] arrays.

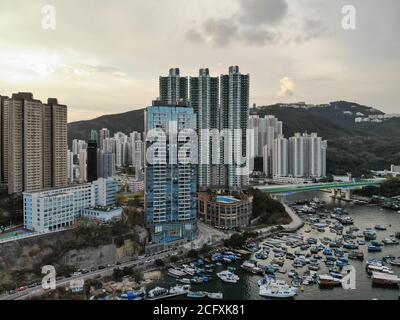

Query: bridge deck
[[255, 179, 385, 194]]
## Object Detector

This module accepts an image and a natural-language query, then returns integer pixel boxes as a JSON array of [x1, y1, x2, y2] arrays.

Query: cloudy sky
[[0, 0, 399, 121]]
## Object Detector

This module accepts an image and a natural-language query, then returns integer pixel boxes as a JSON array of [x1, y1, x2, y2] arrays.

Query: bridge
[[255, 178, 386, 198]]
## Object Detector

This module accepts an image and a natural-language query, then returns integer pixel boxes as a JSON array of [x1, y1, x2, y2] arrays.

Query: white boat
[[148, 287, 168, 299], [259, 282, 297, 299], [179, 278, 192, 284], [371, 272, 400, 287], [169, 284, 191, 295], [168, 268, 186, 278], [217, 270, 240, 283], [207, 292, 223, 299], [318, 275, 342, 287], [367, 264, 394, 275], [182, 265, 196, 276]]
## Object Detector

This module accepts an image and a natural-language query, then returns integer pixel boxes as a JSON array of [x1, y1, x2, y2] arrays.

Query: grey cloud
[[238, 0, 288, 25], [184, 29, 206, 44], [186, 0, 287, 47], [294, 19, 328, 44], [241, 28, 277, 46], [203, 18, 239, 47]]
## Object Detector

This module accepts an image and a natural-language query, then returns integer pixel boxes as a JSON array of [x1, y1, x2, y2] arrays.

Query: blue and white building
[[23, 178, 119, 232], [145, 102, 197, 244]]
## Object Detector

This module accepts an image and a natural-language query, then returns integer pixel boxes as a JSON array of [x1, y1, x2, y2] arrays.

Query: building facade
[[145, 102, 197, 244], [197, 193, 252, 229], [23, 178, 119, 232], [189, 68, 219, 190], [0, 93, 67, 194], [159, 68, 188, 105], [219, 66, 250, 190]]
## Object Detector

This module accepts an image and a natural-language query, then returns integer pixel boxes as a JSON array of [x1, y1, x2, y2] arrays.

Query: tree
[[187, 249, 199, 259], [155, 259, 165, 267]]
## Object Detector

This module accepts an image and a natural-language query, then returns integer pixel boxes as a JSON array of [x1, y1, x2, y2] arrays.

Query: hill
[[68, 101, 400, 176], [68, 108, 145, 143]]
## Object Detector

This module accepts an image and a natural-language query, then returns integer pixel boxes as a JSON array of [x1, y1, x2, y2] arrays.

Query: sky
[[0, 0, 399, 122]]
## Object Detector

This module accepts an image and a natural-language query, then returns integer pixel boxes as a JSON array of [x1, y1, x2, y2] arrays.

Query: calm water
[[154, 191, 400, 300]]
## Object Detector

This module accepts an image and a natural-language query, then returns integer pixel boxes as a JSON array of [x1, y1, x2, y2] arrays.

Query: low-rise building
[[80, 206, 123, 222], [23, 178, 119, 232], [197, 193, 252, 230]]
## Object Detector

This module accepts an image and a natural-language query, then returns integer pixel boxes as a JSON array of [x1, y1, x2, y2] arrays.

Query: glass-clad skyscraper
[[145, 102, 197, 244]]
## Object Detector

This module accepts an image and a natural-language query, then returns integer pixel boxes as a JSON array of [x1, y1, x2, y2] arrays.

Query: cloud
[[241, 28, 277, 46], [184, 29, 206, 44], [203, 18, 239, 47], [186, 0, 288, 47], [277, 77, 295, 97], [238, 0, 288, 26], [293, 19, 328, 44]]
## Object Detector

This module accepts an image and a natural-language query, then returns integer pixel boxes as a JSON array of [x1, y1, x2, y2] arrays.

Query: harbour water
[[153, 191, 400, 300]]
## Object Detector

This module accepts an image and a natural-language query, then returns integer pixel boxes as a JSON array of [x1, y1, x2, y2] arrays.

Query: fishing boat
[[318, 275, 342, 287], [217, 270, 240, 283], [207, 292, 223, 300], [371, 272, 400, 287], [187, 291, 207, 299]]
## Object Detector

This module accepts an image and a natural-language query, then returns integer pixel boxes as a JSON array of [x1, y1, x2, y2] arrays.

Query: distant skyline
[[0, 0, 399, 122]]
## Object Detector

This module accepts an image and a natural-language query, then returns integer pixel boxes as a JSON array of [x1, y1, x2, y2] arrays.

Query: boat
[[255, 251, 269, 260], [147, 287, 169, 299], [168, 284, 191, 296], [217, 270, 240, 283], [348, 251, 364, 261], [207, 292, 223, 299], [179, 278, 191, 284], [241, 261, 264, 275], [182, 265, 196, 276], [363, 228, 377, 240], [390, 258, 400, 266], [366, 264, 394, 275], [368, 244, 382, 252], [375, 225, 387, 231], [383, 238, 400, 245], [167, 268, 186, 278], [187, 291, 207, 299], [259, 282, 297, 299], [271, 258, 285, 267], [190, 276, 204, 284], [318, 275, 342, 287], [343, 242, 358, 250], [371, 272, 400, 287]]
